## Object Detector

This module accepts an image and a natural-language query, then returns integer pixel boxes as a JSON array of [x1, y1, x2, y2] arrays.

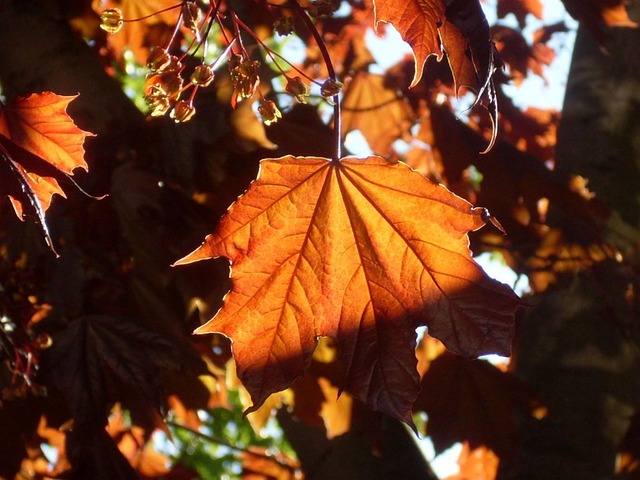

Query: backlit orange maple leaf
[[373, 0, 499, 150], [0, 93, 88, 175], [0, 93, 93, 248], [373, 0, 484, 91], [177, 155, 521, 423], [445, 443, 500, 480], [374, 0, 445, 88]]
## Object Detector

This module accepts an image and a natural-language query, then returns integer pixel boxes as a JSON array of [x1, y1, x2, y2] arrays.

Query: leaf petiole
[[289, 0, 342, 161]]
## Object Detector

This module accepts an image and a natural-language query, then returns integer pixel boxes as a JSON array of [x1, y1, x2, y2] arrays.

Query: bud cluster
[[144, 46, 187, 119], [229, 54, 261, 106], [99, 1, 344, 125]]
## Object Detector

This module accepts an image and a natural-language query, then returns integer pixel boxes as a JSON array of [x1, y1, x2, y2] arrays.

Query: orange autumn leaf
[[0, 92, 93, 249], [601, 3, 639, 26], [372, 0, 490, 91], [316, 376, 353, 439], [177, 155, 521, 423], [0, 93, 88, 174], [373, 0, 499, 149], [373, 0, 445, 88], [240, 447, 301, 480], [438, 19, 479, 92], [497, 0, 544, 29]]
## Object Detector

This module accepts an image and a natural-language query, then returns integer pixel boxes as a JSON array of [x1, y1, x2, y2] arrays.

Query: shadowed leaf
[[41, 315, 207, 478]]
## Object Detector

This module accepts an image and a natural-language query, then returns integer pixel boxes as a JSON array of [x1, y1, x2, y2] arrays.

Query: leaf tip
[[192, 321, 225, 336], [403, 413, 419, 435], [408, 54, 426, 88], [192, 323, 209, 335], [172, 236, 217, 266]]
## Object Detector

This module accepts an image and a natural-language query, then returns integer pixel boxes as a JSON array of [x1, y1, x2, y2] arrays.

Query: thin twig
[[122, 2, 183, 22], [167, 421, 298, 472], [288, 0, 342, 161], [233, 15, 322, 85]]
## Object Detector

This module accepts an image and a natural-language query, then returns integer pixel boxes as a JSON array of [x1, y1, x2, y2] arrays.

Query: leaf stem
[[289, 0, 341, 161]]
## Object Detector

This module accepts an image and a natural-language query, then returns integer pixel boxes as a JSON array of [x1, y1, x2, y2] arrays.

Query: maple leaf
[[176, 155, 521, 424], [373, 0, 499, 150], [107, 406, 171, 478], [561, 0, 638, 43], [0, 92, 93, 250], [287, 337, 355, 436], [373, 0, 496, 89], [437, 19, 479, 92], [562, 0, 638, 25], [41, 315, 207, 477], [240, 447, 301, 480], [0, 93, 88, 174], [493, 25, 560, 86], [373, 0, 445, 88]]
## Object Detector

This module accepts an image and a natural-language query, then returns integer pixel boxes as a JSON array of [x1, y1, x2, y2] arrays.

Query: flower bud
[[159, 71, 184, 96], [258, 99, 282, 125], [145, 85, 171, 117], [144, 71, 184, 117], [165, 55, 183, 73], [147, 47, 172, 74], [171, 100, 196, 123], [285, 76, 309, 103], [191, 64, 215, 87], [100, 8, 124, 34], [35, 333, 53, 350], [230, 57, 261, 102], [320, 79, 343, 98], [182, 1, 203, 39], [274, 16, 295, 36], [309, 0, 335, 18]]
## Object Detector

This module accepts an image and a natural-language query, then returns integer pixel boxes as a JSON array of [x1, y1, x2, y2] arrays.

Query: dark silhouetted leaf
[[41, 315, 206, 479], [414, 352, 541, 459]]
